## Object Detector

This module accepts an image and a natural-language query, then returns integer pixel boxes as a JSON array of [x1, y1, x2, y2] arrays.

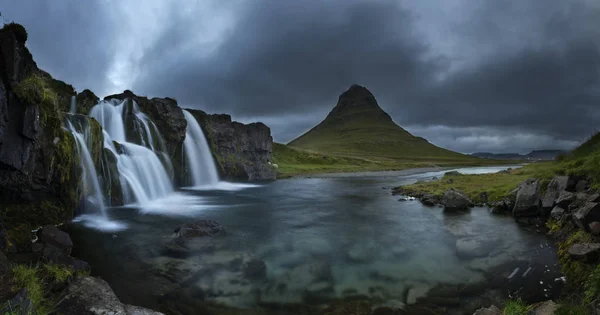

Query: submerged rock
[[441, 188, 472, 211], [57, 276, 164, 315], [512, 179, 541, 217], [174, 220, 224, 239], [242, 258, 267, 281], [455, 238, 498, 259]]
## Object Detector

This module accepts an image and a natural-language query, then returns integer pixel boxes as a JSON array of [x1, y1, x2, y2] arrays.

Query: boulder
[[573, 202, 600, 231], [550, 206, 566, 220], [490, 196, 515, 214], [542, 176, 572, 210], [589, 193, 600, 203], [576, 180, 590, 192], [444, 171, 461, 176], [590, 222, 600, 236], [42, 245, 90, 273], [555, 191, 576, 209], [57, 276, 164, 315], [473, 305, 501, 315], [533, 300, 558, 315], [420, 194, 438, 206], [174, 220, 224, 239], [441, 189, 472, 211], [512, 179, 541, 217], [568, 243, 600, 262], [40, 225, 73, 255]]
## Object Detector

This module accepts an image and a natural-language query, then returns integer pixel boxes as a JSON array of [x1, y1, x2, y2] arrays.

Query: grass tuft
[[503, 299, 528, 315]]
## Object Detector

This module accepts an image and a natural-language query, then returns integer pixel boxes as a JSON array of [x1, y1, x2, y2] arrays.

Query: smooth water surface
[[71, 166, 561, 312]]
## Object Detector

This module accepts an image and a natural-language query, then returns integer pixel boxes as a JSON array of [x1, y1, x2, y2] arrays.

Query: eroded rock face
[[441, 189, 472, 211], [542, 176, 573, 210], [512, 179, 541, 217], [568, 243, 600, 262], [57, 276, 164, 315], [556, 191, 576, 209], [187, 109, 276, 181], [573, 202, 600, 231]]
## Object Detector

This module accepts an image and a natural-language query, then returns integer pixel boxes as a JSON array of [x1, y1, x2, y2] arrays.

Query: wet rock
[[262, 261, 333, 304], [441, 188, 472, 211], [0, 288, 34, 315], [420, 194, 439, 206], [542, 176, 572, 210], [533, 300, 558, 315], [550, 206, 566, 220], [57, 276, 164, 315], [512, 179, 541, 217], [589, 193, 600, 203], [573, 202, 600, 231], [590, 222, 600, 236], [432, 176, 438, 180], [174, 220, 224, 239], [576, 180, 590, 192], [242, 259, 266, 281], [42, 245, 90, 273], [568, 243, 600, 262], [473, 305, 501, 315], [555, 191, 576, 209], [490, 197, 515, 214], [444, 171, 461, 176], [40, 225, 73, 255]]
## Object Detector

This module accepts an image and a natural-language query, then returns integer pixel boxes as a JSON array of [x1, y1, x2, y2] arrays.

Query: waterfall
[[182, 110, 219, 186], [89, 99, 174, 205], [65, 119, 106, 217], [69, 96, 76, 114]]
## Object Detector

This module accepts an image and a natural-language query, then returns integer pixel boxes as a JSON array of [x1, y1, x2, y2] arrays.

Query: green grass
[[555, 304, 588, 315], [503, 299, 528, 315], [393, 162, 555, 203]]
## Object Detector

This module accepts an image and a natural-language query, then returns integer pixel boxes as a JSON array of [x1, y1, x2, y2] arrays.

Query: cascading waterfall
[[69, 96, 76, 114], [89, 99, 174, 205], [65, 119, 106, 217], [182, 109, 220, 187]]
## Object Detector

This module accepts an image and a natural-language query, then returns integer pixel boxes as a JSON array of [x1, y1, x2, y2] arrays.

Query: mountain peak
[[327, 84, 388, 120]]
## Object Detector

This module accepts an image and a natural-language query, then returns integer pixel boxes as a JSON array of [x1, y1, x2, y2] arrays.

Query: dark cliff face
[[187, 109, 276, 181], [104, 90, 187, 183], [0, 25, 81, 249]]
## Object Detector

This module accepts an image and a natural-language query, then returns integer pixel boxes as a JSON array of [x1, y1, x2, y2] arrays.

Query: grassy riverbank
[[272, 143, 512, 178]]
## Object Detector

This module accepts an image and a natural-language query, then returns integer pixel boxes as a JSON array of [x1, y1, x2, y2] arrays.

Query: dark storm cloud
[[3, 0, 600, 152], [1, 1, 118, 95]]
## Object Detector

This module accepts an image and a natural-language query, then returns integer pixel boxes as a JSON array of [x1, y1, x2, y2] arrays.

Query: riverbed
[[70, 165, 562, 314]]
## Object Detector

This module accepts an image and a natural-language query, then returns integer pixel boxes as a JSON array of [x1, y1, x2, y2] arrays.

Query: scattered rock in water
[[533, 300, 558, 315], [432, 176, 439, 180], [568, 243, 600, 262], [242, 259, 266, 281], [472, 305, 501, 315], [40, 225, 73, 256], [550, 206, 566, 220], [444, 171, 461, 176], [441, 189, 472, 211], [57, 276, 164, 315], [490, 197, 515, 214], [512, 179, 541, 217], [420, 194, 439, 207], [555, 191, 576, 209], [262, 261, 334, 304], [174, 220, 224, 239], [573, 202, 600, 231]]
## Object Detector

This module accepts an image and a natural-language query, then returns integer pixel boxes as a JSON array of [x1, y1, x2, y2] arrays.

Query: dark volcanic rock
[[590, 222, 600, 236], [420, 194, 439, 206], [187, 109, 276, 181], [576, 180, 590, 192], [550, 206, 566, 220], [57, 276, 163, 315], [40, 225, 73, 255], [555, 191, 576, 209], [512, 179, 541, 217], [542, 176, 572, 210], [174, 220, 224, 239], [74, 89, 99, 115], [568, 243, 600, 262], [573, 202, 600, 231], [441, 188, 472, 211]]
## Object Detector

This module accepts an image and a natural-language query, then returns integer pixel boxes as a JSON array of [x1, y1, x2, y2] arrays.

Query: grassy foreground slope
[[288, 85, 480, 162]]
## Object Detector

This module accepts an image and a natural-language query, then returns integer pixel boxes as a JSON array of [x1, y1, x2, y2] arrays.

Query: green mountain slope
[[288, 84, 474, 162]]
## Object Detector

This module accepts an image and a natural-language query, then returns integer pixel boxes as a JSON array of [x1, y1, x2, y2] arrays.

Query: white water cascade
[[90, 99, 174, 205], [69, 96, 76, 114], [182, 110, 220, 187], [66, 120, 106, 216]]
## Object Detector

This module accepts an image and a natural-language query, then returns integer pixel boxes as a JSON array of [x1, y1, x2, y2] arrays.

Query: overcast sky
[[3, 0, 599, 153]]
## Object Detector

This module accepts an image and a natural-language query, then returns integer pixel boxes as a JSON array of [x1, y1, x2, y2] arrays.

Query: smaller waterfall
[[69, 96, 76, 114], [182, 110, 219, 186], [65, 120, 106, 217]]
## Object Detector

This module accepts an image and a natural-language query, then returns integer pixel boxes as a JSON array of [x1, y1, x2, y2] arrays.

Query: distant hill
[[288, 85, 476, 162], [471, 150, 566, 161]]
